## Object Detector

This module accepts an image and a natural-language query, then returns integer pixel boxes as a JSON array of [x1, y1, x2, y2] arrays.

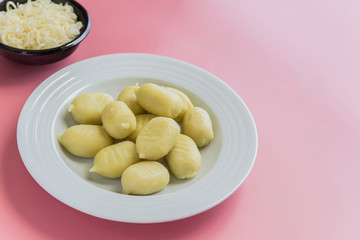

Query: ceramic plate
[[17, 53, 258, 223]]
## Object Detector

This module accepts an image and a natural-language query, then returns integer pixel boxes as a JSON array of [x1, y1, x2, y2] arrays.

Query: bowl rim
[[0, 0, 91, 55]]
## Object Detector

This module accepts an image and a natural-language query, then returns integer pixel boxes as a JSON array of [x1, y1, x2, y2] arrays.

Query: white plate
[[17, 53, 258, 223]]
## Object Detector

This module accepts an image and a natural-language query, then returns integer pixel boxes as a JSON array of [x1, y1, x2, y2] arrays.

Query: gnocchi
[[127, 114, 156, 142], [165, 87, 193, 122], [58, 82, 215, 196], [183, 107, 214, 147], [57, 125, 113, 158], [90, 141, 140, 178], [102, 101, 136, 139], [136, 117, 180, 160], [135, 83, 183, 118], [68, 92, 114, 125], [121, 161, 170, 195], [117, 85, 147, 115], [166, 134, 201, 179]]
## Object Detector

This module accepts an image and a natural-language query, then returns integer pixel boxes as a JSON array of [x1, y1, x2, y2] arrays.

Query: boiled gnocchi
[[136, 117, 180, 160], [183, 107, 214, 147], [127, 114, 156, 142], [166, 134, 201, 179], [135, 83, 183, 118], [164, 87, 193, 122], [68, 92, 114, 125], [121, 161, 170, 195], [58, 82, 215, 196], [90, 141, 140, 178], [57, 125, 113, 158], [102, 101, 136, 139], [117, 85, 146, 115]]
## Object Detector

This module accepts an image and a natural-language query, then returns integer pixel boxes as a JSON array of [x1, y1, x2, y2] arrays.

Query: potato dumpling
[[166, 134, 201, 179], [127, 114, 156, 142], [165, 87, 193, 122], [102, 101, 136, 139], [122, 161, 170, 195], [117, 85, 147, 115], [183, 107, 214, 147], [135, 83, 183, 118], [89, 141, 140, 178], [136, 117, 180, 160], [57, 125, 113, 158], [68, 92, 114, 125]]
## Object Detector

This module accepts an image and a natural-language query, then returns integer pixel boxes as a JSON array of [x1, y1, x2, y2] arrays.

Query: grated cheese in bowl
[[0, 0, 83, 50]]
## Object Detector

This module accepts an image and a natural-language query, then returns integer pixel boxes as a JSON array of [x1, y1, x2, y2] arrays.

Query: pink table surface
[[1, 0, 359, 239]]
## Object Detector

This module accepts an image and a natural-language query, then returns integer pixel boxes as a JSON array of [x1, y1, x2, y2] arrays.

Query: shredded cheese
[[0, 0, 83, 50]]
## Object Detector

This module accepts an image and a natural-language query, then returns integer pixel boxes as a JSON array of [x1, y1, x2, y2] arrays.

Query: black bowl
[[0, 0, 91, 65]]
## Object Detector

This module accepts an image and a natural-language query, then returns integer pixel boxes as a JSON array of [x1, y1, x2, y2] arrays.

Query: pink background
[[1, 0, 359, 239]]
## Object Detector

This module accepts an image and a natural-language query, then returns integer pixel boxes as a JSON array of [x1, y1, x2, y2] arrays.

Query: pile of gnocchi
[[57, 83, 214, 195]]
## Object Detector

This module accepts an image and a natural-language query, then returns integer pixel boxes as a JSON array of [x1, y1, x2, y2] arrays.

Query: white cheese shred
[[0, 0, 83, 50]]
